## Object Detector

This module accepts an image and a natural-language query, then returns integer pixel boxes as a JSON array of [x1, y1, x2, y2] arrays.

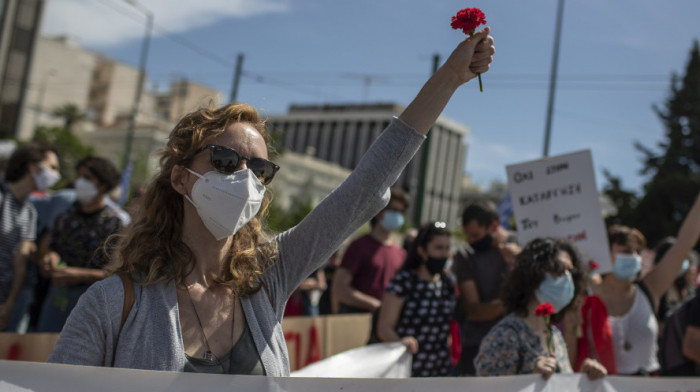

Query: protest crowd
[[1, 21, 699, 389]]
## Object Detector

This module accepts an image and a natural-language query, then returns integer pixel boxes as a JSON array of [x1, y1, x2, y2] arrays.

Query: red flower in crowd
[[450, 7, 486, 34], [534, 302, 555, 317], [588, 261, 600, 270], [534, 302, 555, 355]]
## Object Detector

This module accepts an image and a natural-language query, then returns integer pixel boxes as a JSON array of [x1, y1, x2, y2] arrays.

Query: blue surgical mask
[[535, 271, 575, 313], [380, 210, 404, 232], [612, 253, 642, 282], [678, 259, 690, 278]]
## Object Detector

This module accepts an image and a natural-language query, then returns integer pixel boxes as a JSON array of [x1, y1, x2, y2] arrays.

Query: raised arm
[[269, 29, 495, 310], [643, 192, 700, 306], [399, 27, 494, 134]]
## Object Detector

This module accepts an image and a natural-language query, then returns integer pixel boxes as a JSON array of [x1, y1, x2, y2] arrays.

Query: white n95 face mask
[[75, 177, 99, 204], [32, 165, 61, 191], [184, 168, 266, 240]]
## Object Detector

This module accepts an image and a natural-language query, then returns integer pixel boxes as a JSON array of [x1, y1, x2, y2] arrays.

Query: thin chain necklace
[[184, 283, 236, 363]]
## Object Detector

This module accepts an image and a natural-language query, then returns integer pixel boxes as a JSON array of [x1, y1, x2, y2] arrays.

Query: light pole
[[122, 0, 153, 170], [542, 0, 565, 157]]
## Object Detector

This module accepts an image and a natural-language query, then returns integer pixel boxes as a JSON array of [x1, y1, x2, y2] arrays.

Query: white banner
[[1, 360, 699, 392], [291, 342, 411, 378], [506, 150, 612, 272]]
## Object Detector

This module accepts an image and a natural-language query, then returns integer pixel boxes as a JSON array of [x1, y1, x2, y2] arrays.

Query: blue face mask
[[380, 210, 404, 232], [612, 253, 642, 282], [678, 259, 690, 278], [535, 271, 575, 313]]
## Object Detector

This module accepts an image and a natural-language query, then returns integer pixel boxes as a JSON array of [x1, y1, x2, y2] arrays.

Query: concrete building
[[16, 36, 159, 140], [75, 123, 169, 184], [266, 103, 469, 228], [156, 79, 221, 123], [268, 150, 351, 212], [18, 36, 97, 138], [0, 0, 44, 139]]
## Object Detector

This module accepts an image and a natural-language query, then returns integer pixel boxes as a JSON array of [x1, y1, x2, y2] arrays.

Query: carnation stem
[[468, 29, 485, 93]]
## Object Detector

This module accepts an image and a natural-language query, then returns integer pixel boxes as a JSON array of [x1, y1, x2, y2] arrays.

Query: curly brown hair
[[501, 238, 582, 318], [106, 103, 278, 297]]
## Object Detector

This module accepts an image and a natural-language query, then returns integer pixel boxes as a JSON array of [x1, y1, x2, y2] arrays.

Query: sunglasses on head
[[192, 144, 280, 185]]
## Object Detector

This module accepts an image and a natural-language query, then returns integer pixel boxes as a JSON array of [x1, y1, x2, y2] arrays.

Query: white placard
[[2, 360, 700, 392], [506, 150, 611, 272]]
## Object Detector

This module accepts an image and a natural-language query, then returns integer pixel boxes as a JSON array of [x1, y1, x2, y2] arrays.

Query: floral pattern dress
[[474, 313, 573, 376], [386, 269, 455, 377]]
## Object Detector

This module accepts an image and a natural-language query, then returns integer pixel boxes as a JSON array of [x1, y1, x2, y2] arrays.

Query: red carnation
[[588, 260, 600, 270], [450, 7, 487, 92], [534, 302, 555, 355], [450, 8, 486, 34], [534, 303, 555, 317]]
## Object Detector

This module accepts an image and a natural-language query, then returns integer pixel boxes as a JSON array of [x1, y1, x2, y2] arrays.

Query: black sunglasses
[[192, 144, 280, 185]]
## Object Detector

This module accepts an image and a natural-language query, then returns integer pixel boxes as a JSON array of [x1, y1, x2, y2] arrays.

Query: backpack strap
[[111, 273, 135, 367]]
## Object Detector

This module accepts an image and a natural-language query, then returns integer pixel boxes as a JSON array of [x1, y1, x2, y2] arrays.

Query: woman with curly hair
[[46, 28, 495, 375], [475, 238, 606, 380]]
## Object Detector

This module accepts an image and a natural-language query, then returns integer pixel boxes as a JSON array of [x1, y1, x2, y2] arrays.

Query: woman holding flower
[[475, 238, 606, 380], [47, 26, 495, 374]]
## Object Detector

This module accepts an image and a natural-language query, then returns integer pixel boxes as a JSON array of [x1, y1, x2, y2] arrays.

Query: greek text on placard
[[521, 218, 538, 231], [553, 213, 581, 224], [513, 171, 534, 184], [518, 183, 582, 206], [566, 230, 587, 242], [546, 162, 569, 175]]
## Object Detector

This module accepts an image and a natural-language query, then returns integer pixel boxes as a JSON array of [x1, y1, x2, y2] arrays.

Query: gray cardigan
[[47, 118, 425, 376]]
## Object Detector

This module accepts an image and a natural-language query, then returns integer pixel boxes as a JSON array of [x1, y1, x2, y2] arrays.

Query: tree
[[627, 40, 700, 247], [52, 104, 86, 130], [267, 197, 314, 233], [601, 169, 638, 227]]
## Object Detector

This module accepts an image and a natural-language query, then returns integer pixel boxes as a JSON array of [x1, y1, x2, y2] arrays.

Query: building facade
[[267, 103, 469, 228]]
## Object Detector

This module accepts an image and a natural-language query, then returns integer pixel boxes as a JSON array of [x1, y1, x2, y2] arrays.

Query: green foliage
[[32, 126, 95, 188], [602, 169, 639, 227], [266, 196, 314, 233], [52, 104, 86, 130], [604, 40, 700, 247]]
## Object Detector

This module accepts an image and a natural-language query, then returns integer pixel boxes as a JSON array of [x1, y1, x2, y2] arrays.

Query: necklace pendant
[[203, 350, 214, 361], [623, 341, 632, 351]]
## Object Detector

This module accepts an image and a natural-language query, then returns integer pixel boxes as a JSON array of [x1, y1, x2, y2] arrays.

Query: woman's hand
[[533, 354, 557, 380], [400, 336, 419, 354], [580, 358, 607, 380], [41, 251, 60, 275], [443, 27, 495, 86]]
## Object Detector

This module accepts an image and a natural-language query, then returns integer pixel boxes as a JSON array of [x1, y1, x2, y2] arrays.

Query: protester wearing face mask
[[377, 222, 455, 377], [475, 238, 606, 380], [0, 142, 59, 331], [580, 195, 700, 376], [37, 156, 123, 332], [453, 200, 520, 375], [332, 187, 410, 315], [47, 28, 496, 374]]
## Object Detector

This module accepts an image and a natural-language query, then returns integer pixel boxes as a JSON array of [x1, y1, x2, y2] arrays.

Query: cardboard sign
[[506, 150, 611, 272], [282, 313, 371, 371], [0, 333, 59, 362]]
